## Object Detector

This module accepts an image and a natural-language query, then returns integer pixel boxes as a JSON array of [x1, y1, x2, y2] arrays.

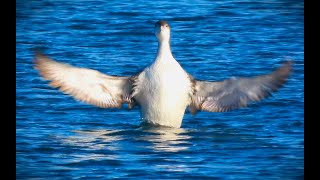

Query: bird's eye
[[165, 25, 168, 27]]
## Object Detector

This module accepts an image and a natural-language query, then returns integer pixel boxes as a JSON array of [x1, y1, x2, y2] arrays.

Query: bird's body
[[134, 46, 192, 127], [34, 20, 292, 128]]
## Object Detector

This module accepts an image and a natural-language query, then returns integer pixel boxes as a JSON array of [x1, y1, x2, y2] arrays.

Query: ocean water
[[16, 0, 304, 179]]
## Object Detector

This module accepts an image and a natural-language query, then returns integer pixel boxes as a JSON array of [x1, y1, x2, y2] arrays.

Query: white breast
[[134, 58, 192, 128]]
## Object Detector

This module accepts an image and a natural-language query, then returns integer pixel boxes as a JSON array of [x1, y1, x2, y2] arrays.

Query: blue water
[[16, 0, 304, 179]]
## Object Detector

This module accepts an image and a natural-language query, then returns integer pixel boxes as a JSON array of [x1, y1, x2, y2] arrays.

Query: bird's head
[[154, 20, 171, 43]]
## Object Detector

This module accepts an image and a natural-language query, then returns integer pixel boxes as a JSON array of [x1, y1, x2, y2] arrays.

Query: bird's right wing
[[189, 61, 292, 114], [34, 53, 135, 108]]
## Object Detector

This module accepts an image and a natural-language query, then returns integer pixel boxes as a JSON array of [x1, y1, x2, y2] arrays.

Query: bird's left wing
[[189, 61, 292, 114], [34, 53, 134, 108]]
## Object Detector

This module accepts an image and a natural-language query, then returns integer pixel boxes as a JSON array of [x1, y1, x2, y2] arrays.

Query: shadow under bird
[[34, 20, 292, 128]]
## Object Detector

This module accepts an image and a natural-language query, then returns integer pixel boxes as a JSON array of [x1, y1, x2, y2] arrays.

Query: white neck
[[156, 41, 173, 61]]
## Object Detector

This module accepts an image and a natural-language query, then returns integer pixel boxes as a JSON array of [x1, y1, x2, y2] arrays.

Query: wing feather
[[190, 61, 292, 113], [34, 53, 134, 108]]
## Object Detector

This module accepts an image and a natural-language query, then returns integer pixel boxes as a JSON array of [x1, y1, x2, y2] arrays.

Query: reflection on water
[[61, 130, 123, 151], [55, 127, 193, 168], [139, 126, 192, 152], [61, 126, 192, 155]]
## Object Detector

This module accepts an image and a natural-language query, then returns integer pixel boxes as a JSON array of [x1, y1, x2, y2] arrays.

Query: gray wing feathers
[[190, 61, 292, 113], [34, 53, 134, 108]]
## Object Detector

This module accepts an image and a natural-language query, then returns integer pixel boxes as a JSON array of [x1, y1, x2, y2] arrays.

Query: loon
[[34, 20, 292, 128]]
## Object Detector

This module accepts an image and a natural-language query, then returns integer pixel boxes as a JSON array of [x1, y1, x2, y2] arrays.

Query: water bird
[[34, 20, 292, 128]]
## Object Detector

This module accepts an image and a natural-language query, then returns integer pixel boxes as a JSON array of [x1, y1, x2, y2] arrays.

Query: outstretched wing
[[34, 53, 134, 108], [189, 61, 292, 114]]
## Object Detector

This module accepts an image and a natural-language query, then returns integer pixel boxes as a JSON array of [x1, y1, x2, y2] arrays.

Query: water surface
[[16, 0, 304, 179]]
